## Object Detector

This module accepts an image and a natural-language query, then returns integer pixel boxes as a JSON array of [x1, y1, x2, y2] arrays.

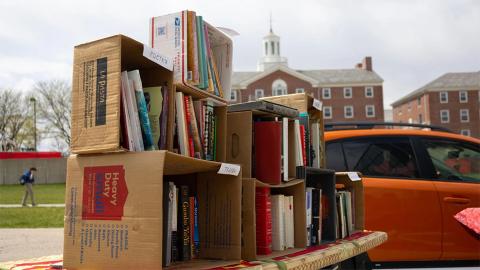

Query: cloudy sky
[[1, 0, 479, 109]]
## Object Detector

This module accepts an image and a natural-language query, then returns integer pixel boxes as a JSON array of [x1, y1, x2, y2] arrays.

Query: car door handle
[[443, 197, 470, 204]]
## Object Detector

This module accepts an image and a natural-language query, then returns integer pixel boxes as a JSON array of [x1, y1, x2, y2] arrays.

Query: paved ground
[[0, 228, 63, 262], [0, 204, 65, 208]]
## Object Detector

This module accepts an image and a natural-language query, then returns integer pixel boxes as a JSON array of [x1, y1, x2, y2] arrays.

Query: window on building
[[272, 79, 287, 96], [296, 88, 305, 94], [322, 88, 331, 99], [440, 92, 448, 103], [365, 105, 375, 118], [230, 89, 237, 101], [440, 110, 450, 123], [461, 129, 471, 137], [459, 91, 468, 103], [277, 42, 280, 55], [418, 114, 423, 123], [324, 106, 332, 119], [248, 94, 254, 101], [255, 89, 264, 100], [365, 87, 374, 98], [344, 106, 354, 118], [417, 97, 421, 106], [264, 42, 268, 55], [344, 87, 352, 99], [271, 41, 275, 55], [460, 109, 469, 122]]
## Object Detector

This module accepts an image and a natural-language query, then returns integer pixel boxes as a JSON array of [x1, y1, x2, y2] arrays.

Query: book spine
[[162, 182, 172, 266], [193, 197, 200, 257], [312, 189, 320, 245], [300, 125, 306, 166], [184, 96, 195, 157], [255, 187, 272, 255], [188, 96, 203, 159], [177, 185, 191, 261], [159, 85, 169, 150], [189, 196, 195, 259], [171, 186, 178, 262]]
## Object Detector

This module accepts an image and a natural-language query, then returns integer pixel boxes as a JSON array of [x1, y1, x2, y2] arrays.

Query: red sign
[[82, 166, 128, 220]]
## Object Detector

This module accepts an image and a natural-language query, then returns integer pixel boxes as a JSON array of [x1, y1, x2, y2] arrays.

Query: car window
[[326, 142, 347, 171], [342, 137, 419, 178], [422, 139, 480, 183]]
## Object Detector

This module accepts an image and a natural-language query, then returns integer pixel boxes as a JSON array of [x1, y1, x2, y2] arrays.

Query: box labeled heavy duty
[[63, 151, 242, 269]]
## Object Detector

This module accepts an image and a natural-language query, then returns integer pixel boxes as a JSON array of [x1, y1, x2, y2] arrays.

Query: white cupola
[[257, 17, 288, 71]]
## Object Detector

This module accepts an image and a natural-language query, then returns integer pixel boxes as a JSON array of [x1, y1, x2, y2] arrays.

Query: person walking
[[21, 167, 37, 206]]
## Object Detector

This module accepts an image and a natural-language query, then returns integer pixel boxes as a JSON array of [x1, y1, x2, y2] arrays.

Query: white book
[[311, 122, 321, 168], [271, 194, 285, 251], [306, 187, 313, 246], [282, 117, 289, 181], [284, 196, 295, 248], [121, 71, 143, 151], [294, 120, 304, 166], [344, 191, 354, 235], [175, 92, 190, 156], [318, 191, 322, 244]]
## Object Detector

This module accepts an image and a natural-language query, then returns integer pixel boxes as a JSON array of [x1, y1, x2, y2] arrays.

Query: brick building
[[230, 28, 385, 123], [391, 71, 480, 138]]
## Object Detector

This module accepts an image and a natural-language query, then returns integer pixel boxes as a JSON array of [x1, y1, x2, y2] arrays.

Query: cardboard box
[[261, 93, 326, 168], [241, 178, 307, 260], [226, 111, 297, 180], [335, 172, 365, 232], [297, 167, 337, 243], [63, 151, 241, 269], [71, 35, 175, 154]]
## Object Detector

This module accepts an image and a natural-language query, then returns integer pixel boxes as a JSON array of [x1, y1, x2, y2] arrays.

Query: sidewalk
[[0, 204, 65, 208]]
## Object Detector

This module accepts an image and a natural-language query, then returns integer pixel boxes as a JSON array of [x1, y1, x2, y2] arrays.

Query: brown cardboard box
[[335, 172, 365, 232], [63, 151, 241, 269], [261, 93, 325, 168], [226, 111, 297, 179], [71, 35, 175, 154], [241, 178, 307, 260]]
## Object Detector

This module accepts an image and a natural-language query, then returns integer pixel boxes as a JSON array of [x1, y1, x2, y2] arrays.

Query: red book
[[300, 125, 307, 165], [256, 187, 272, 255], [183, 96, 195, 157], [254, 121, 282, 185]]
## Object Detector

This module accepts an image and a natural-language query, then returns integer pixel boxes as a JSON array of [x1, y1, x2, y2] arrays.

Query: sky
[[1, 0, 479, 110]]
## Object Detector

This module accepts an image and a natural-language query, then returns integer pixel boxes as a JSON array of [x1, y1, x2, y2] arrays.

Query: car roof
[[325, 128, 480, 145]]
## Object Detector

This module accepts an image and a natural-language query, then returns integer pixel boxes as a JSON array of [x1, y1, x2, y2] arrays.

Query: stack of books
[[336, 190, 354, 239]]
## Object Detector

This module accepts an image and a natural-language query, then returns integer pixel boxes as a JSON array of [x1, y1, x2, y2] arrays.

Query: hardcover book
[[254, 121, 282, 184]]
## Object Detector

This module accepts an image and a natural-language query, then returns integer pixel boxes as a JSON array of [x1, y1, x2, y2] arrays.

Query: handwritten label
[[313, 99, 323, 111], [218, 163, 241, 176], [347, 172, 361, 181], [143, 45, 173, 71]]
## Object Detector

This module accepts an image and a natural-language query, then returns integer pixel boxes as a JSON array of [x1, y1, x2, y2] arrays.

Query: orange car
[[324, 123, 480, 266]]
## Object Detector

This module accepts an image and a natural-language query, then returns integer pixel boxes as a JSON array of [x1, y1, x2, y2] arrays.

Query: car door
[[418, 137, 480, 260], [327, 136, 442, 262]]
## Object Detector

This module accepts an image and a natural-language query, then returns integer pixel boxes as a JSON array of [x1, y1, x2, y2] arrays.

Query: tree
[[0, 88, 31, 151], [33, 80, 71, 152]]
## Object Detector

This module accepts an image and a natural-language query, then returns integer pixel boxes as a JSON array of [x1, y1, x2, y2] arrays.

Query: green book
[[196, 16, 208, 90], [143, 86, 163, 150]]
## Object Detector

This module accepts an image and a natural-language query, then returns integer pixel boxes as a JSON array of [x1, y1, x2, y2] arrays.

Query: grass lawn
[[0, 183, 65, 204], [0, 207, 64, 228]]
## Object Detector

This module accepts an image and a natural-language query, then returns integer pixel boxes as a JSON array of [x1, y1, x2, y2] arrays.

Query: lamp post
[[29, 97, 37, 152]]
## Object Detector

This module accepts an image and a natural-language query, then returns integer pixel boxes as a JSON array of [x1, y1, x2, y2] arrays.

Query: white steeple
[[257, 14, 288, 71]]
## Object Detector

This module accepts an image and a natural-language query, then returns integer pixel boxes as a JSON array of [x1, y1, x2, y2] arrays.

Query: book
[[121, 71, 144, 151], [143, 86, 163, 150], [128, 70, 155, 150], [177, 185, 191, 261], [175, 92, 190, 156], [196, 16, 208, 89], [193, 197, 200, 258], [254, 121, 282, 184], [311, 122, 321, 168], [188, 96, 203, 159], [284, 196, 295, 248], [271, 194, 285, 251], [162, 182, 174, 266], [227, 100, 299, 119], [255, 187, 272, 255], [282, 117, 289, 181], [187, 11, 199, 84], [184, 96, 195, 157], [159, 85, 169, 150], [189, 196, 195, 258], [171, 185, 178, 262], [300, 125, 307, 166], [294, 120, 303, 166], [311, 188, 322, 245], [120, 75, 133, 151], [299, 113, 311, 166], [306, 187, 313, 246]]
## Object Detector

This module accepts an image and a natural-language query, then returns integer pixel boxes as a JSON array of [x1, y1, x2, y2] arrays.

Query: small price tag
[[218, 163, 241, 176], [313, 99, 323, 111], [347, 172, 361, 181], [143, 44, 173, 71]]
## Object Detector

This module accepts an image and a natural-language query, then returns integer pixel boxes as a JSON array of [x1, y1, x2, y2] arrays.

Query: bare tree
[[33, 80, 71, 151], [0, 89, 31, 151]]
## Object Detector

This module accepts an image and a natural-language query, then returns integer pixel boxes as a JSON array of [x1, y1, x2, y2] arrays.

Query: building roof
[[391, 71, 480, 107], [232, 65, 384, 89]]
